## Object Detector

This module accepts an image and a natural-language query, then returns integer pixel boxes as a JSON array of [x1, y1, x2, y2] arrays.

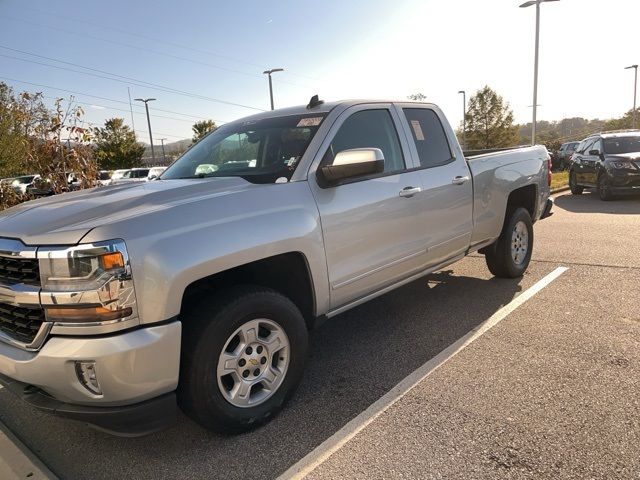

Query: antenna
[[307, 95, 324, 109]]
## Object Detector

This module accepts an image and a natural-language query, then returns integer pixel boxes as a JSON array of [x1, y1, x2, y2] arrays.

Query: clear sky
[[0, 0, 638, 143]]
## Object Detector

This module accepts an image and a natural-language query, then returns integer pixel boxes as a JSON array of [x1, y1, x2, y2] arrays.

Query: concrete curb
[[551, 185, 570, 194], [0, 420, 57, 479]]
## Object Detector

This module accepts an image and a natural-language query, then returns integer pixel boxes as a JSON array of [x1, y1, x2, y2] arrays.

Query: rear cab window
[[402, 108, 453, 168]]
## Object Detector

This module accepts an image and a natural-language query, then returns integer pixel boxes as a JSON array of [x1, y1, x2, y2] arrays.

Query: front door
[[309, 105, 428, 309]]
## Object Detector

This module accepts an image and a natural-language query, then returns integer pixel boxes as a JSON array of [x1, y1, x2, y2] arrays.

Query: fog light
[[75, 361, 102, 395]]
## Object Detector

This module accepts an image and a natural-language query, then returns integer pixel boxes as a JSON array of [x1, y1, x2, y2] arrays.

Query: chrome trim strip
[[0, 282, 40, 307], [0, 238, 37, 259], [0, 322, 52, 351]]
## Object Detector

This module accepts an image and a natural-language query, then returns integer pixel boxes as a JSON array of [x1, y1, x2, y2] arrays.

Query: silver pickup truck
[[0, 99, 552, 435]]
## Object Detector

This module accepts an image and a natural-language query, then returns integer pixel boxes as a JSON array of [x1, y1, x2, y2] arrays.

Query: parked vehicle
[[568, 130, 640, 200], [147, 166, 167, 180], [0, 99, 552, 436], [108, 169, 130, 185], [97, 170, 111, 186], [555, 141, 580, 170], [111, 167, 150, 185], [11, 175, 40, 195]]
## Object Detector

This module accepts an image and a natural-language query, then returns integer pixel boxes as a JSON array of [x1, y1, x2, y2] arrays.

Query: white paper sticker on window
[[297, 117, 323, 127], [411, 120, 425, 141]]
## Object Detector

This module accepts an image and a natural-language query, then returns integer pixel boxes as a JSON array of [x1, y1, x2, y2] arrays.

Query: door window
[[591, 139, 602, 154], [402, 108, 453, 168], [327, 109, 405, 173]]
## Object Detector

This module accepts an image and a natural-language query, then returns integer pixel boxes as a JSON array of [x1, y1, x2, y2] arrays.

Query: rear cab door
[[394, 103, 474, 265]]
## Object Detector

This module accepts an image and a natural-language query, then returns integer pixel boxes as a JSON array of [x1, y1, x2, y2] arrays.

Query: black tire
[[178, 285, 308, 433], [597, 174, 614, 201], [484, 207, 534, 278], [569, 171, 583, 195]]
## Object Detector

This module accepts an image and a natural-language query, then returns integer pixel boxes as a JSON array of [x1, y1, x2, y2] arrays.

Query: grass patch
[[551, 171, 569, 190]]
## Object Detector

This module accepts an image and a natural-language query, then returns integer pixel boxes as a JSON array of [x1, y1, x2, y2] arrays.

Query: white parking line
[[279, 266, 569, 479]]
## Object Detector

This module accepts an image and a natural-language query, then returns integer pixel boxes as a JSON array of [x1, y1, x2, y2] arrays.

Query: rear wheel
[[569, 171, 583, 195], [597, 174, 614, 201], [178, 286, 308, 433], [485, 207, 533, 278]]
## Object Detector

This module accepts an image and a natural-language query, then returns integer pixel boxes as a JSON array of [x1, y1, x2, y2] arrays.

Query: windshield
[[13, 176, 35, 184], [603, 136, 640, 155], [112, 170, 128, 180], [161, 113, 326, 184]]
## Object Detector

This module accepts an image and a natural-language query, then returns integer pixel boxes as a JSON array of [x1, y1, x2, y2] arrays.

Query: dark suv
[[568, 131, 640, 200], [555, 141, 580, 170]]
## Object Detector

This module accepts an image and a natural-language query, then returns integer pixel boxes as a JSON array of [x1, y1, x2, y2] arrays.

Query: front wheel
[[598, 174, 614, 201], [569, 171, 583, 195], [178, 286, 308, 433], [485, 207, 534, 278]]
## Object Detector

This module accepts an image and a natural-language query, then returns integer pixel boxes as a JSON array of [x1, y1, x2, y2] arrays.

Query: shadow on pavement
[[555, 191, 640, 214], [0, 267, 527, 480]]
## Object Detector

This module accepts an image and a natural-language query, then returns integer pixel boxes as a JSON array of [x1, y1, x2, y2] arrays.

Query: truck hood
[[0, 177, 255, 245]]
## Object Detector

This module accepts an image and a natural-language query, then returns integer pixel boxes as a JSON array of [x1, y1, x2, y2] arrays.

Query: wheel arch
[[180, 252, 318, 329]]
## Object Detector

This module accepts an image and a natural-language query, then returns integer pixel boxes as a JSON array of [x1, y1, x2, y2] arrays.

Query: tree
[[465, 86, 519, 150], [93, 118, 144, 170], [0, 83, 50, 177], [192, 120, 217, 144], [407, 93, 426, 101]]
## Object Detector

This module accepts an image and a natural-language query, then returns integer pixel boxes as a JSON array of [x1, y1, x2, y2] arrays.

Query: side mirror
[[589, 149, 601, 156], [148, 175, 158, 181], [318, 148, 384, 185]]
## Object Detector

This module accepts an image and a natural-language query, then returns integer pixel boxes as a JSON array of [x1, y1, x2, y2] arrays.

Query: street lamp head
[[520, 0, 559, 7], [625, 65, 638, 70], [458, 90, 465, 94], [134, 98, 156, 103], [263, 68, 284, 75]]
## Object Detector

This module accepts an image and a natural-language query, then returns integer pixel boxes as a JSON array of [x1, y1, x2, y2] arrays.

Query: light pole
[[159, 138, 167, 163], [625, 65, 638, 129], [134, 98, 156, 161], [458, 90, 466, 148], [263, 68, 284, 110], [520, 0, 559, 146]]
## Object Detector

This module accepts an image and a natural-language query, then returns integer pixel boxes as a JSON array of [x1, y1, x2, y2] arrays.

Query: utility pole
[[159, 138, 167, 163], [263, 68, 284, 110], [134, 98, 156, 162], [458, 90, 466, 148], [625, 65, 638, 129], [520, 0, 560, 145], [127, 87, 135, 137]]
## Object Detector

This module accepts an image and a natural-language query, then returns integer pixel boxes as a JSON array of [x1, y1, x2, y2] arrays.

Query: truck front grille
[[0, 257, 40, 286], [0, 303, 45, 345]]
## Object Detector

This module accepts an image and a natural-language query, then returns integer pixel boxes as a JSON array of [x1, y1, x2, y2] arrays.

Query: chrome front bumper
[[0, 321, 181, 405]]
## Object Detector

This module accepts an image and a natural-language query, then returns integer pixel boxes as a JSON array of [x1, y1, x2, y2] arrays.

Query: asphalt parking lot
[[1, 190, 639, 479]]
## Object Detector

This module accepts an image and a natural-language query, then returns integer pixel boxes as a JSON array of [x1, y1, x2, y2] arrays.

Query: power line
[[0, 75, 214, 121], [39, 94, 206, 124], [13, 5, 317, 82], [0, 15, 312, 90], [0, 46, 266, 112]]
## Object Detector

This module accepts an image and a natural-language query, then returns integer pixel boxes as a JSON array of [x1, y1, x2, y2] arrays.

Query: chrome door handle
[[399, 186, 421, 198], [452, 175, 470, 185]]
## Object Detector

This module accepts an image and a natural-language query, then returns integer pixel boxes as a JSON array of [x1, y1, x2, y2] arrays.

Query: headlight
[[610, 160, 637, 170], [38, 240, 137, 326]]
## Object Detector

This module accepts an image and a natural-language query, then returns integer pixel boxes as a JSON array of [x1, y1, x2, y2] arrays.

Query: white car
[[108, 169, 130, 185], [147, 167, 167, 180], [111, 168, 150, 185], [11, 175, 40, 195]]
